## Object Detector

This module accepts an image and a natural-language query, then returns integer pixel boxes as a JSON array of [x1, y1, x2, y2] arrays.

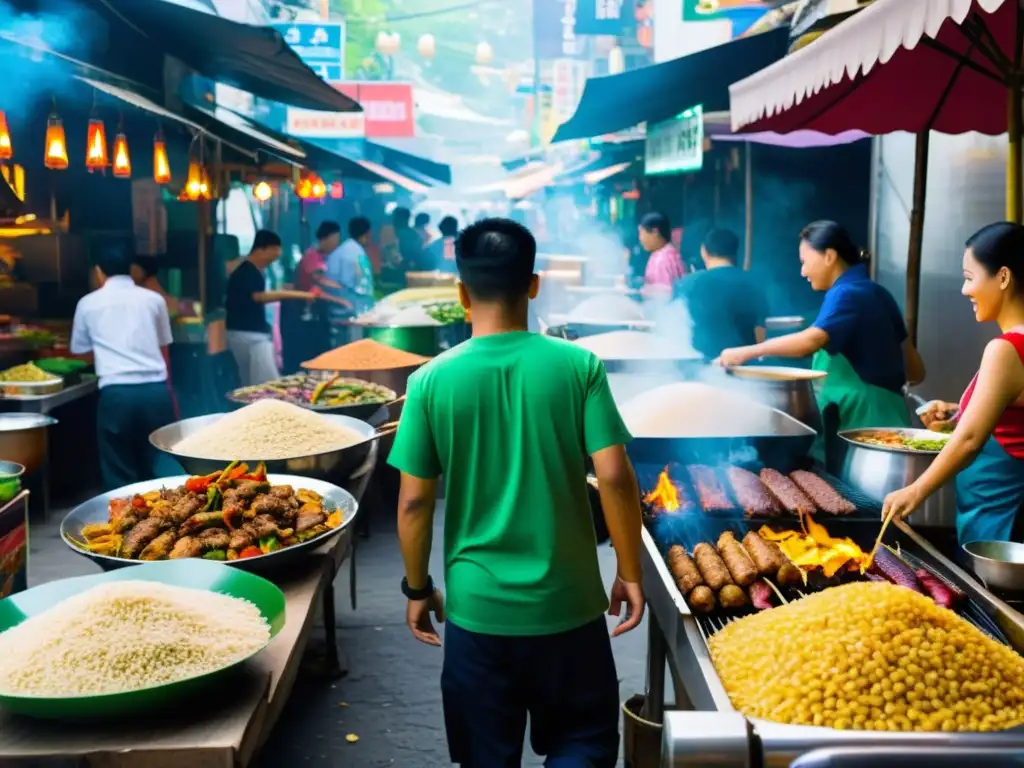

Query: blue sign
[[271, 21, 345, 75], [310, 63, 343, 82]]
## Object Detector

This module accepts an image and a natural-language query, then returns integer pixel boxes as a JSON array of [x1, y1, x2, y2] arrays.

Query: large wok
[[149, 413, 395, 483], [61, 474, 358, 576]]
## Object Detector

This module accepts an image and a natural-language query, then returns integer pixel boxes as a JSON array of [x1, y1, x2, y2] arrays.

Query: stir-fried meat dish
[[72, 462, 344, 562]]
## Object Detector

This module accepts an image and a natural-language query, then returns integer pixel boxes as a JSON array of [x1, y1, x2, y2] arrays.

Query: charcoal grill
[[640, 476, 1024, 765]]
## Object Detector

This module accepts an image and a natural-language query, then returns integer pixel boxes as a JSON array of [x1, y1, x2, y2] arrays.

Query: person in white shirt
[[71, 245, 177, 490]]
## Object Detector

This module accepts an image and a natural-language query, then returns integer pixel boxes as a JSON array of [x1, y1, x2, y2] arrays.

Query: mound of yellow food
[[709, 581, 1024, 732]]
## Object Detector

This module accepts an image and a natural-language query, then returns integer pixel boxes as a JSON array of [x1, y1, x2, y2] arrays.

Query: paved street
[[31, 506, 648, 767]]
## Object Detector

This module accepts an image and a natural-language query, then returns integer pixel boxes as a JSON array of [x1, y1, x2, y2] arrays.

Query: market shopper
[[130, 255, 180, 317], [414, 211, 432, 245], [325, 216, 376, 320], [426, 215, 459, 273], [883, 223, 1024, 544], [71, 245, 177, 490], [678, 227, 768, 360], [717, 220, 925, 458], [226, 230, 316, 386], [389, 217, 644, 768], [639, 211, 686, 295]]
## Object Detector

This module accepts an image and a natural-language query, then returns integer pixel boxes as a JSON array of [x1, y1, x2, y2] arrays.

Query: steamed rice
[[0, 581, 270, 696], [567, 294, 645, 324], [174, 399, 363, 460], [619, 382, 777, 437], [574, 330, 694, 361]]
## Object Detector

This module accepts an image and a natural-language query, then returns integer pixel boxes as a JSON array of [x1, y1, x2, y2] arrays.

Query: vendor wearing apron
[[718, 220, 926, 460], [226, 230, 317, 386], [883, 222, 1024, 545]]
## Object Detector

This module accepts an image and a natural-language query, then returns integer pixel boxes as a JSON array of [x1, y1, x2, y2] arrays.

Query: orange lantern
[[85, 118, 108, 170], [153, 132, 171, 184], [179, 156, 211, 201], [0, 111, 12, 160], [44, 109, 68, 170], [296, 171, 326, 200], [112, 132, 131, 178], [311, 175, 326, 199]]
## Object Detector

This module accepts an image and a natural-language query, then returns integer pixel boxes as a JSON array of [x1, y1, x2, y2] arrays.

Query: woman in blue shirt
[[718, 221, 926, 457]]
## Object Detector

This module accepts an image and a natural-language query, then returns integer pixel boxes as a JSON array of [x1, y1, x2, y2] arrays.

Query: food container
[[61, 474, 359, 576], [0, 461, 24, 503], [962, 541, 1024, 592], [357, 322, 470, 358], [836, 428, 956, 528], [0, 559, 285, 719], [725, 365, 826, 435], [0, 376, 63, 397], [0, 413, 56, 475]]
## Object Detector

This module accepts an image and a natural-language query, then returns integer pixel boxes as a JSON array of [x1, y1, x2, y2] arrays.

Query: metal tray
[[60, 474, 358, 577], [0, 376, 63, 397], [840, 427, 951, 455]]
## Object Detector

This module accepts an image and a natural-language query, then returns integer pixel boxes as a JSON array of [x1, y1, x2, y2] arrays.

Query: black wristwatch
[[401, 576, 435, 600]]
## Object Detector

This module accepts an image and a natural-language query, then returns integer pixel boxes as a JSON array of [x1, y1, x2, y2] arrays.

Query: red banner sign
[[333, 82, 416, 138]]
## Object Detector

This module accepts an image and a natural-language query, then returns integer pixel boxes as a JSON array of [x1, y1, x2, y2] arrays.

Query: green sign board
[[645, 106, 704, 176]]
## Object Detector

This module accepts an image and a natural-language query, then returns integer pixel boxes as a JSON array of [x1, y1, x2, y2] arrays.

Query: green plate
[[0, 559, 286, 720]]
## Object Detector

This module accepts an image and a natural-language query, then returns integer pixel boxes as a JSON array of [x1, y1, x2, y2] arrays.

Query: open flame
[[760, 518, 870, 578], [644, 467, 679, 513]]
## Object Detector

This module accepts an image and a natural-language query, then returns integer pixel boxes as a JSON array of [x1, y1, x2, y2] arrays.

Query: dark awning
[[94, 0, 360, 112], [552, 27, 790, 143], [317, 139, 452, 187]]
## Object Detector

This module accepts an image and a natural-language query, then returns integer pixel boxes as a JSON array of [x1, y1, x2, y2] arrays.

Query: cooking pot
[[962, 540, 1024, 592], [724, 366, 825, 435], [0, 414, 56, 475]]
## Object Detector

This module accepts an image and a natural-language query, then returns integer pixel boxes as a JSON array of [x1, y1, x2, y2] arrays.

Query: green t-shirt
[[388, 331, 631, 636]]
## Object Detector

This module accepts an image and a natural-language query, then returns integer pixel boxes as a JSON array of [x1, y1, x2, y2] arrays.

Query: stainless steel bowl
[[962, 541, 1024, 591], [0, 413, 57, 474], [0, 377, 63, 397], [835, 428, 955, 528], [149, 413, 393, 484], [725, 366, 826, 435], [61, 474, 358, 576]]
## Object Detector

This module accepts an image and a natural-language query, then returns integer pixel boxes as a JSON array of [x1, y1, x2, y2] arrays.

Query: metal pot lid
[[727, 365, 827, 381], [0, 413, 57, 431]]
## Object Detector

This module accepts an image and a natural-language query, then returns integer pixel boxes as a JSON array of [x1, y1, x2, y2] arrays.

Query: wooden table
[[0, 446, 378, 767]]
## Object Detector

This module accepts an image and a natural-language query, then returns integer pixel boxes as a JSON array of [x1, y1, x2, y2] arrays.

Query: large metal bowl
[[0, 376, 64, 397], [149, 413, 390, 483], [0, 413, 57, 474], [835, 428, 955, 528], [962, 541, 1024, 592], [61, 474, 358, 577], [725, 366, 826, 434]]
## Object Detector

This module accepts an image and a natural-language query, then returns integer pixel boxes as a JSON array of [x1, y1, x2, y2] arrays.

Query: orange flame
[[85, 118, 108, 170], [759, 519, 870, 579], [644, 467, 680, 513], [44, 114, 68, 170], [112, 133, 131, 178]]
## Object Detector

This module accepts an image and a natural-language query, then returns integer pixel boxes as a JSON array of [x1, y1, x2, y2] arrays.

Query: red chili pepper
[[131, 495, 148, 510], [185, 471, 220, 494], [238, 546, 261, 559]]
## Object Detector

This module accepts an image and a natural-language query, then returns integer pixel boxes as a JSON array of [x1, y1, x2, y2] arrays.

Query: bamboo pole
[[743, 142, 753, 271], [905, 131, 930, 347], [1009, 77, 1023, 223]]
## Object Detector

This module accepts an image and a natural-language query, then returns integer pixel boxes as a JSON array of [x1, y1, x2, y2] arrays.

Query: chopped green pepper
[[202, 549, 227, 561], [259, 536, 281, 555], [204, 485, 221, 512]]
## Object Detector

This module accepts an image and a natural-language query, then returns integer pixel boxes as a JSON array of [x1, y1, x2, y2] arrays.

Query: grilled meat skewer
[[759, 469, 816, 516], [139, 530, 177, 561], [719, 584, 747, 609], [742, 531, 787, 577], [716, 531, 758, 587], [776, 562, 803, 587], [726, 467, 780, 517], [687, 585, 716, 614], [121, 517, 167, 559], [687, 466, 733, 513], [789, 471, 856, 515], [169, 535, 203, 559], [693, 542, 734, 591], [666, 545, 704, 595]]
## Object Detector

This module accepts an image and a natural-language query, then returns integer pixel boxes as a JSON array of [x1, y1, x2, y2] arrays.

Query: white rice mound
[[174, 399, 363, 460], [0, 581, 270, 696], [567, 294, 645, 324], [574, 330, 693, 361], [619, 381, 777, 437]]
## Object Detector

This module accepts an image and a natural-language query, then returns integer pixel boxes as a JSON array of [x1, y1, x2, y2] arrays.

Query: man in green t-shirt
[[389, 218, 645, 767]]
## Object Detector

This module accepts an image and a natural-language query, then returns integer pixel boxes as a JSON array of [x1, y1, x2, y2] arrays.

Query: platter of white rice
[[0, 560, 284, 718], [618, 381, 782, 437], [574, 330, 697, 361]]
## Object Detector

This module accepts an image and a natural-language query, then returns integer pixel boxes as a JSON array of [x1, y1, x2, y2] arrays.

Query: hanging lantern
[[0, 111, 12, 160], [179, 156, 205, 201], [253, 180, 273, 202], [153, 132, 171, 184], [295, 171, 326, 200], [417, 33, 436, 59], [475, 41, 494, 65], [85, 117, 108, 171], [376, 30, 400, 56], [329, 180, 344, 199], [112, 132, 131, 178], [311, 175, 326, 199], [44, 108, 69, 170]]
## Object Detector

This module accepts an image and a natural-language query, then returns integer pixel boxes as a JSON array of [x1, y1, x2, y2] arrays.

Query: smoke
[[0, 0, 102, 125]]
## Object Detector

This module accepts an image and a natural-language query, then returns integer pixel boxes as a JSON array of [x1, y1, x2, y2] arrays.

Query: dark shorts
[[441, 617, 620, 768]]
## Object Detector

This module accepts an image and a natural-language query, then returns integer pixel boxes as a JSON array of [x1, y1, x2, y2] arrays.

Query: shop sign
[[551, 59, 589, 123], [645, 105, 703, 176], [285, 83, 416, 139], [535, 0, 583, 59], [285, 108, 365, 139], [271, 21, 345, 79], [575, 0, 636, 35], [681, 0, 775, 37]]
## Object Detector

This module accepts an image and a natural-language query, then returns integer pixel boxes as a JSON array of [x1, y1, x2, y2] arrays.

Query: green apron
[[811, 349, 911, 464]]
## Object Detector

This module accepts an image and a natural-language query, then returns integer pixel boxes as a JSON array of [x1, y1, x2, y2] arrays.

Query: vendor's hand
[[407, 588, 445, 647], [308, 287, 322, 299], [881, 484, 924, 523], [609, 576, 645, 637], [715, 347, 752, 368], [920, 400, 959, 431]]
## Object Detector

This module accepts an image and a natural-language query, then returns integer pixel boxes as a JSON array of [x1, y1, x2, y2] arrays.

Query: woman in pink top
[[282, 221, 342, 373], [639, 212, 686, 293]]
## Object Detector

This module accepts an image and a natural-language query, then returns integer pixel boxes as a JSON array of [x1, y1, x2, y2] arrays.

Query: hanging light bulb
[[153, 131, 171, 184], [85, 117, 108, 171], [112, 130, 131, 178], [44, 106, 69, 170], [475, 41, 494, 65], [253, 181, 273, 202], [295, 170, 326, 200], [0, 111, 13, 160], [310, 175, 326, 199], [417, 33, 436, 59], [180, 155, 204, 201]]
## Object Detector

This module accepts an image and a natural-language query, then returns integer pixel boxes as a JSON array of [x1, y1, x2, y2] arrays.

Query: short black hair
[[800, 220, 864, 266], [456, 217, 536, 303], [94, 244, 132, 277], [252, 230, 282, 251], [639, 211, 672, 242], [316, 221, 341, 241], [438, 216, 459, 237], [703, 228, 740, 262], [393, 207, 411, 227], [414, 212, 430, 228], [132, 255, 160, 278], [349, 216, 372, 240]]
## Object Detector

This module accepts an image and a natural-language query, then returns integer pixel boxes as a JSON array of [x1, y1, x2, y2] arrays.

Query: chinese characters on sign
[[285, 83, 416, 139], [575, 0, 636, 35], [645, 105, 704, 175], [271, 21, 346, 80]]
